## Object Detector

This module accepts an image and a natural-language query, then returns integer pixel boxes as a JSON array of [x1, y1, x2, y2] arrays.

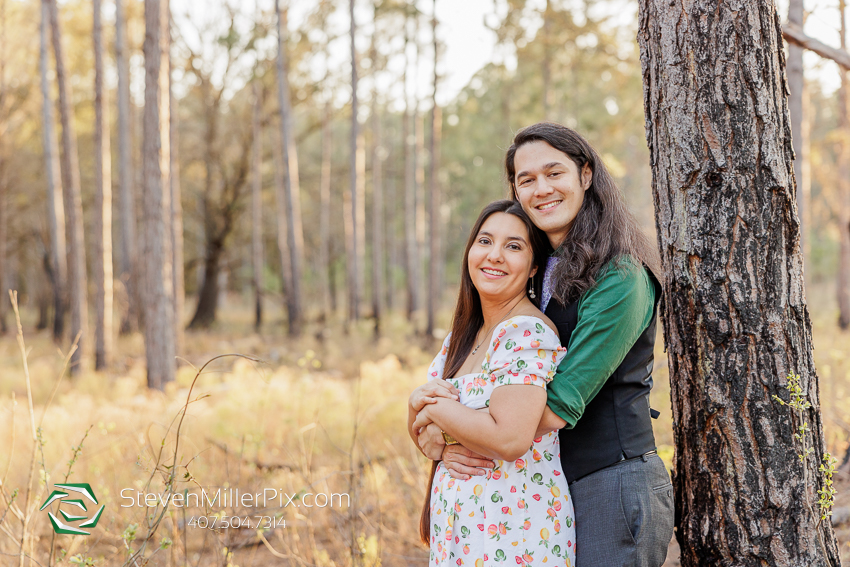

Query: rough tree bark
[[838, 0, 850, 330], [142, 0, 175, 389], [274, 0, 305, 335], [638, 0, 841, 564], [48, 0, 87, 373], [93, 0, 113, 370], [116, 0, 138, 335], [425, 0, 441, 339], [40, 0, 66, 342]]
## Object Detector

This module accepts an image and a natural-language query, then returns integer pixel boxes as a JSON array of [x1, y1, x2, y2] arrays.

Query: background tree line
[[0, 0, 679, 382]]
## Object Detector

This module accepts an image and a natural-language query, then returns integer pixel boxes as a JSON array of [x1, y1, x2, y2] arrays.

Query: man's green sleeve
[[546, 259, 656, 428]]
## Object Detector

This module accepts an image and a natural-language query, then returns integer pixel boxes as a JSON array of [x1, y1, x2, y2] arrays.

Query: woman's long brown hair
[[505, 122, 661, 305], [418, 199, 548, 545]]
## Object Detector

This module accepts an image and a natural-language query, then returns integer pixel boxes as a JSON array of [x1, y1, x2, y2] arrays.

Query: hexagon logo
[[40, 483, 105, 535]]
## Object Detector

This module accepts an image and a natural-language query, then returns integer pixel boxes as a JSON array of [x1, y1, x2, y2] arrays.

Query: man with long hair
[[417, 123, 674, 566]]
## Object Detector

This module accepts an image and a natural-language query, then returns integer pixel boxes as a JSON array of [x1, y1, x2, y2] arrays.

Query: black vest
[[545, 268, 660, 483]]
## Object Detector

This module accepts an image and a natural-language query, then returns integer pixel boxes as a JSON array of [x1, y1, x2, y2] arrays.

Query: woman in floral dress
[[408, 200, 576, 566]]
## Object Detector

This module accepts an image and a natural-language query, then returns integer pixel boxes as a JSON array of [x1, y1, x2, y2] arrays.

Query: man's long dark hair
[[505, 122, 661, 305], [418, 199, 548, 545]]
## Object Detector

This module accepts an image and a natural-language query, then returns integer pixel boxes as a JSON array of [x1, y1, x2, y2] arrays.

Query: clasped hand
[[408, 379, 496, 479]]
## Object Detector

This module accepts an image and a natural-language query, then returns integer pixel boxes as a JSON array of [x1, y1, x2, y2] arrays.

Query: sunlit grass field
[[0, 281, 848, 566]]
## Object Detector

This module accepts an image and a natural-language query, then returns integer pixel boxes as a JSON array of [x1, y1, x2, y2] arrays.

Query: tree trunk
[[788, 0, 805, 253], [403, 23, 419, 320], [142, 0, 175, 389], [274, 0, 305, 335], [116, 0, 138, 335], [40, 0, 66, 342], [319, 100, 332, 322], [0, 171, 5, 336], [188, 72, 220, 329], [189, 239, 223, 329], [541, 0, 553, 121], [0, 0, 6, 335], [370, 41, 383, 338], [93, 0, 113, 370], [838, 0, 850, 330], [170, 55, 184, 351], [638, 0, 841, 564], [426, 1, 441, 339], [48, 0, 87, 373], [252, 79, 263, 332], [386, 174, 397, 311], [272, 113, 293, 320], [348, 0, 365, 323]]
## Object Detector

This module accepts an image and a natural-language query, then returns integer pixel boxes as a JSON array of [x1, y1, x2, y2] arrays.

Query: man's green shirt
[[546, 257, 656, 428]]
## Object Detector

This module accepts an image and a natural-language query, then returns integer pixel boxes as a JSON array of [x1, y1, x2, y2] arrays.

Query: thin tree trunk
[[0, 0, 6, 334], [639, 0, 841, 563], [319, 100, 332, 322], [788, 0, 805, 253], [838, 0, 850, 330], [542, 0, 553, 121], [370, 31, 383, 337], [47, 0, 87, 373], [274, 0, 304, 335], [272, 114, 293, 320], [349, 0, 365, 323], [0, 174, 5, 336], [385, 172, 396, 311], [40, 0, 65, 343], [403, 22, 418, 320], [170, 56, 184, 351], [116, 0, 138, 335], [426, 1, 440, 339], [414, 26, 426, 320], [252, 79, 263, 331], [93, 0, 113, 370], [142, 0, 175, 389]]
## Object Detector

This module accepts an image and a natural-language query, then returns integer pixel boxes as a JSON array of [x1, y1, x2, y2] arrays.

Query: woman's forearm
[[420, 387, 546, 462]]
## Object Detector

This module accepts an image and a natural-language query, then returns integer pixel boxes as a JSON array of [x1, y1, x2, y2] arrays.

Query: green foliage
[[772, 373, 814, 462], [122, 523, 138, 556], [817, 453, 838, 521], [773, 373, 838, 526]]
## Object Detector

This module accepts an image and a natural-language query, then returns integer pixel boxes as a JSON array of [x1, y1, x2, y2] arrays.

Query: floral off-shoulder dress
[[426, 316, 576, 567]]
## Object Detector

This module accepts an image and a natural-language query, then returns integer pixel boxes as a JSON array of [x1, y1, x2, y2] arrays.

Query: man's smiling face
[[513, 140, 592, 248]]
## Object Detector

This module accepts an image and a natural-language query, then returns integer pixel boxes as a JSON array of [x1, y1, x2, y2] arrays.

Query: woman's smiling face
[[468, 212, 537, 303]]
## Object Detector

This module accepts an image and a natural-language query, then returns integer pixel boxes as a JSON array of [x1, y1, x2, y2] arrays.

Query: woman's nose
[[486, 246, 504, 263]]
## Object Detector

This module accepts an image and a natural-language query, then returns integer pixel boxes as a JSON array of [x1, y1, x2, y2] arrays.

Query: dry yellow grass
[[0, 282, 848, 566]]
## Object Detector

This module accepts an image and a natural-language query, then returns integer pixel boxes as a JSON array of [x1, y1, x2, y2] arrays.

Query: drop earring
[[528, 282, 536, 299]]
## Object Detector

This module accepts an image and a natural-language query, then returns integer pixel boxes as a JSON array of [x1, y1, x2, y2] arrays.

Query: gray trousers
[[570, 453, 674, 567]]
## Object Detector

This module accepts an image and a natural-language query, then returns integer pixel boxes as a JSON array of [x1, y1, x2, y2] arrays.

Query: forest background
[[1, 0, 849, 564]]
